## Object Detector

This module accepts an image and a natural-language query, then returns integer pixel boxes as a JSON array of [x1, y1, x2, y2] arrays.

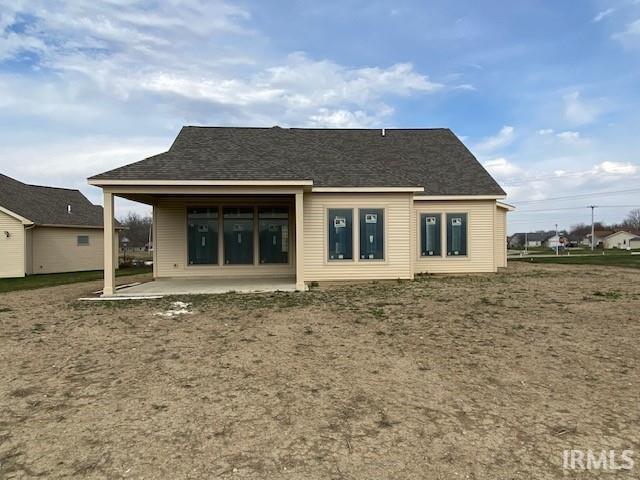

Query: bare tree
[[623, 208, 640, 231], [118, 212, 152, 248]]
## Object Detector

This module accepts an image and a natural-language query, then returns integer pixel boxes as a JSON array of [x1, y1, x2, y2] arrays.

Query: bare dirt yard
[[1, 263, 639, 479]]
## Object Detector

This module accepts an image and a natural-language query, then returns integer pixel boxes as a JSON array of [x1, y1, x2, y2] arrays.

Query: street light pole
[[555, 223, 559, 256], [590, 205, 596, 251]]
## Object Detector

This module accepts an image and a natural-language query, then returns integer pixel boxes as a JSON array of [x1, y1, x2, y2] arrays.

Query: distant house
[[584, 230, 611, 248], [508, 231, 555, 248], [0, 174, 121, 278], [602, 230, 640, 250], [543, 233, 569, 249]]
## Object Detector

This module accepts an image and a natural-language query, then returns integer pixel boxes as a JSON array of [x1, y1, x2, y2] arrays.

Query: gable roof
[[89, 127, 506, 196], [0, 174, 107, 227], [591, 230, 615, 239], [525, 232, 552, 242], [604, 230, 640, 239]]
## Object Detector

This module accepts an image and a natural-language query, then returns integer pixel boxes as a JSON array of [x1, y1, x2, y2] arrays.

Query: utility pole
[[555, 223, 559, 256], [589, 205, 596, 251], [524, 232, 528, 255]]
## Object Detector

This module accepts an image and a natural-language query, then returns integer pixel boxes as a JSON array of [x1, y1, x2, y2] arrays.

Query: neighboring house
[[508, 231, 554, 248], [507, 233, 524, 249], [0, 174, 121, 278], [543, 232, 569, 249], [585, 230, 614, 248], [602, 230, 640, 249], [88, 126, 513, 295], [630, 237, 640, 250]]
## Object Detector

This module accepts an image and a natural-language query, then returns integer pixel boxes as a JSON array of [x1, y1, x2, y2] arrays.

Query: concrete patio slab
[[110, 276, 301, 296]]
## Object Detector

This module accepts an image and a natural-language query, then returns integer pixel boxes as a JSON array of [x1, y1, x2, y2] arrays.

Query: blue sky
[[1, 0, 639, 233]]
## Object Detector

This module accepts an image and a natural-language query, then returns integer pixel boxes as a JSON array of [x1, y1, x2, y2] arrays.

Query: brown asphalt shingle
[[90, 127, 506, 196], [0, 174, 106, 227]]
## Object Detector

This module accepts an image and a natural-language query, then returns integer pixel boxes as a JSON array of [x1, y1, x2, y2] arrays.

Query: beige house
[[0, 174, 120, 278], [602, 230, 640, 249], [89, 127, 512, 295]]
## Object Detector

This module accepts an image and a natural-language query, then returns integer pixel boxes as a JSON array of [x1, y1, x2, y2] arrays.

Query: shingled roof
[[90, 127, 506, 196], [0, 174, 106, 227]]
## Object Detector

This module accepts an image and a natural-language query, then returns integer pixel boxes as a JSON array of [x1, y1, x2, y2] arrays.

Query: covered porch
[[113, 275, 298, 296], [98, 182, 308, 296]]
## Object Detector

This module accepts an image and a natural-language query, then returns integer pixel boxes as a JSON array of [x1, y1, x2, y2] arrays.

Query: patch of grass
[[593, 290, 622, 300], [0, 267, 152, 293], [509, 254, 640, 269]]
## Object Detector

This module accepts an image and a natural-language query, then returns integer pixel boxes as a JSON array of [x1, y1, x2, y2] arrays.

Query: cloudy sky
[[1, 0, 639, 232]]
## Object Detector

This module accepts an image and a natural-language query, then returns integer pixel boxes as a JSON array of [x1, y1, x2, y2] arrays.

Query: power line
[[510, 188, 640, 204], [513, 205, 640, 213], [502, 169, 640, 187]]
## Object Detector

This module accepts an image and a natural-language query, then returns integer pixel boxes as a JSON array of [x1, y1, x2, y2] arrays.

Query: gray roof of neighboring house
[[90, 126, 506, 196], [523, 232, 551, 242], [0, 174, 106, 227]]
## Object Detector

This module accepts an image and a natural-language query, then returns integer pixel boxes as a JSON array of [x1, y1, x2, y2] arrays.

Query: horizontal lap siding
[[303, 193, 412, 281], [0, 210, 25, 278], [31, 227, 105, 274], [495, 207, 507, 268], [413, 200, 497, 274], [155, 200, 295, 278]]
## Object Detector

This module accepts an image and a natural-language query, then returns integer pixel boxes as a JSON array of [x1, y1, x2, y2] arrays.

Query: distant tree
[[623, 208, 640, 231], [569, 222, 606, 238], [118, 212, 152, 248]]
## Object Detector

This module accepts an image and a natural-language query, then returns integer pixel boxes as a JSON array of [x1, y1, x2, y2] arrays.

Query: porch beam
[[295, 192, 305, 291], [103, 191, 115, 296]]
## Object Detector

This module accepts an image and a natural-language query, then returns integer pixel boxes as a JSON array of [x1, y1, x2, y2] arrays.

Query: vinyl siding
[[30, 227, 107, 274], [303, 193, 413, 281], [495, 207, 507, 268], [413, 200, 497, 274], [155, 198, 295, 278], [25, 228, 33, 274], [603, 231, 637, 249], [0, 210, 25, 278]]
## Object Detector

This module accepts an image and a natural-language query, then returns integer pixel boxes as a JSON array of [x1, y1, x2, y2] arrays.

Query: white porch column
[[103, 190, 115, 296], [295, 191, 305, 291]]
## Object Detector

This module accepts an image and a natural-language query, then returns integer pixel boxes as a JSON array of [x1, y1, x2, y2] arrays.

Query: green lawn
[[509, 253, 640, 269], [0, 267, 152, 294]]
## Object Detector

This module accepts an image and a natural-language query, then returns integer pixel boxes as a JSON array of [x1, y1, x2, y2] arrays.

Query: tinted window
[[77, 235, 90, 246], [328, 209, 353, 260], [259, 207, 289, 264], [359, 209, 384, 260], [188, 208, 218, 264], [224, 207, 254, 264], [420, 213, 441, 256], [447, 213, 468, 256]]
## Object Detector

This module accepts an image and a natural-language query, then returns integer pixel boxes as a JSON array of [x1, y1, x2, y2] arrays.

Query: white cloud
[[537, 128, 554, 135], [563, 91, 599, 125], [482, 157, 521, 178], [612, 18, 640, 46], [475, 125, 515, 153], [593, 8, 615, 23], [592, 161, 638, 175], [556, 130, 581, 141], [0, 2, 449, 130]]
